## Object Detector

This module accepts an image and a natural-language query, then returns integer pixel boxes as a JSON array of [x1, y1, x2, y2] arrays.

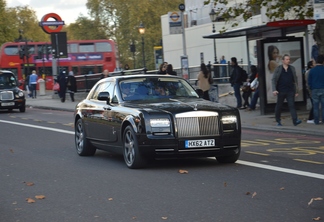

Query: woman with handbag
[[197, 63, 213, 100]]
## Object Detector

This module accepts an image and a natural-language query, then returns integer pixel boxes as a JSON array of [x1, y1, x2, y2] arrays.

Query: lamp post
[[138, 22, 146, 73], [209, 9, 217, 64]]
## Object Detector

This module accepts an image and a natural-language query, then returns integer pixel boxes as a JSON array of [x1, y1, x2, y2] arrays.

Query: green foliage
[[0, 4, 49, 45], [85, 0, 183, 70], [205, 0, 314, 29], [66, 16, 107, 40]]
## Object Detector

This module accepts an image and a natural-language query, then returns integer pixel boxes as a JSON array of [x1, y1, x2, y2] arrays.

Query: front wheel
[[123, 126, 146, 169], [75, 118, 96, 156], [216, 149, 240, 163]]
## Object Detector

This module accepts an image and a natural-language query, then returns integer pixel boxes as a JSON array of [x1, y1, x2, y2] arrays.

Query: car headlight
[[221, 115, 237, 124], [150, 118, 170, 134], [150, 118, 170, 127]]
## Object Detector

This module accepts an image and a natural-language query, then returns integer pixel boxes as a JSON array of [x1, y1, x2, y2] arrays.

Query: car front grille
[[175, 111, 219, 137], [0, 91, 14, 100]]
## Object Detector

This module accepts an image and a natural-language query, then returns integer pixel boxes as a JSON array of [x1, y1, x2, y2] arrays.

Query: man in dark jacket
[[229, 57, 242, 108], [67, 71, 77, 102], [58, 70, 67, 102], [272, 54, 301, 126]]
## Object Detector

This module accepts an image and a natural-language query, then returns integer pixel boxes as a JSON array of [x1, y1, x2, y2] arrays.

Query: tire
[[216, 149, 240, 163], [75, 118, 96, 156], [19, 106, 26, 112], [123, 126, 146, 169]]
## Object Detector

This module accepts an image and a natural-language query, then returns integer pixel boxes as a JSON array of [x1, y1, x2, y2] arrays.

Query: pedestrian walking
[[229, 57, 243, 109], [308, 54, 324, 125], [29, 70, 38, 99], [58, 70, 67, 103], [67, 71, 77, 102], [272, 54, 301, 126], [304, 60, 315, 123]]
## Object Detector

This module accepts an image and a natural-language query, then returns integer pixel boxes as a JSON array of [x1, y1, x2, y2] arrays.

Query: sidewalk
[[25, 91, 323, 137]]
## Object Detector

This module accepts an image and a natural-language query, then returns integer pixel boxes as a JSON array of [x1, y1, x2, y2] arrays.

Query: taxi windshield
[[0, 73, 17, 89]]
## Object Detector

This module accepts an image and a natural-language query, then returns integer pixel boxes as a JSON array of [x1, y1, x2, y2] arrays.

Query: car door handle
[[103, 106, 112, 110]]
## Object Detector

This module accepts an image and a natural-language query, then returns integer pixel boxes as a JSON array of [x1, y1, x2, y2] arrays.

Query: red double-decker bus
[[0, 39, 118, 89]]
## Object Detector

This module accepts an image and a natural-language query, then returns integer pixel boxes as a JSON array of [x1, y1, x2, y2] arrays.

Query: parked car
[[74, 74, 241, 168], [0, 70, 26, 112]]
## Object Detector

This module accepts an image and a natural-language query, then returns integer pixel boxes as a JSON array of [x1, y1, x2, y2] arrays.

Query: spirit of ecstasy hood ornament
[[193, 103, 198, 111]]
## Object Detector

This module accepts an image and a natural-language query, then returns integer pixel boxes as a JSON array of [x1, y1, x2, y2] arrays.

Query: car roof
[[97, 74, 182, 84], [0, 70, 14, 74]]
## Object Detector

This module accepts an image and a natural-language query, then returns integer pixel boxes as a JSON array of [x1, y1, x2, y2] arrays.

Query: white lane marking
[[1, 119, 324, 180], [0, 120, 74, 135], [237, 160, 324, 180]]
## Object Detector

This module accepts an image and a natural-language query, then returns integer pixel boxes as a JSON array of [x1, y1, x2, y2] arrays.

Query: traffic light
[[45, 43, 49, 60], [19, 46, 25, 60], [24, 44, 30, 59]]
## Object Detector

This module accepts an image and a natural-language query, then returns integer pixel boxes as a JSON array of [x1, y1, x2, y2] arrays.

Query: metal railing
[[74, 63, 250, 92]]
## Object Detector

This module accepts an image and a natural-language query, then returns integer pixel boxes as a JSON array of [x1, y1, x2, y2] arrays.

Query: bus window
[[5, 46, 19, 55], [80, 43, 94, 53], [69, 43, 78, 53], [72, 66, 79, 75], [80, 66, 96, 75], [95, 42, 112, 52]]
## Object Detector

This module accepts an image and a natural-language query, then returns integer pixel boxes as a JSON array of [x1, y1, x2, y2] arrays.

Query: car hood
[[124, 98, 236, 114]]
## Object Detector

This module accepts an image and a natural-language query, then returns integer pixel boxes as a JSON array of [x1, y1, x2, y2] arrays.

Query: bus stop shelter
[[203, 20, 316, 115]]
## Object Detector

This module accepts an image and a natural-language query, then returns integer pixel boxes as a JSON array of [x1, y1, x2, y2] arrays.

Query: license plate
[[1, 102, 14, 106], [185, 139, 215, 148]]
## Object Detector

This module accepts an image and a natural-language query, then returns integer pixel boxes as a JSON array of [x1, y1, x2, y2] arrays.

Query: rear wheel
[[216, 149, 240, 163], [123, 126, 146, 169], [19, 106, 26, 112], [75, 118, 96, 156]]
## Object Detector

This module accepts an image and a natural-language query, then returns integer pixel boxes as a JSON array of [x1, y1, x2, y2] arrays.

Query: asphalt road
[[1, 108, 323, 222]]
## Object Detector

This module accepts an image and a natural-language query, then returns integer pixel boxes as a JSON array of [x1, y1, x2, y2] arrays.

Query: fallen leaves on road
[[108, 198, 113, 201], [24, 182, 34, 186], [308, 197, 323, 206], [280, 187, 285, 190], [161, 216, 168, 220], [178, 169, 188, 174], [224, 182, 227, 187], [35, 195, 45, 200], [9, 149, 14, 153], [312, 217, 321, 221], [26, 198, 35, 203], [252, 192, 257, 198]]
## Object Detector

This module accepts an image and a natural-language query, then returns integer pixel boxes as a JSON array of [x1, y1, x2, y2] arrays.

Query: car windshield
[[119, 77, 199, 101], [0, 72, 17, 89]]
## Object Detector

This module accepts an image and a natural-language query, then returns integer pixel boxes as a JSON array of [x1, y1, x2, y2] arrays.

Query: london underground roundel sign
[[39, 13, 65, 34]]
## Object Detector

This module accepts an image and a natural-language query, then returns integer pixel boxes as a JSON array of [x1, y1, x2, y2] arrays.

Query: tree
[[0, 0, 17, 44], [5, 6, 49, 43], [85, 0, 183, 70], [205, 0, 324, 56], [66, 16, 107, 40], [204, 0, 313, 26]]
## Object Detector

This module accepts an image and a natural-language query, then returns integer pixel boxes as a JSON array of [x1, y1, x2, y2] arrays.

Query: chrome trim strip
[[179, 148, 220, 152], [155, 149, 175, 152]]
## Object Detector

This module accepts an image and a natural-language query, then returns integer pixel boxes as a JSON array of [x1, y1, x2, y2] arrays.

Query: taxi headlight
[[18, 91, 24, 97], [221, 115, 237, 124]]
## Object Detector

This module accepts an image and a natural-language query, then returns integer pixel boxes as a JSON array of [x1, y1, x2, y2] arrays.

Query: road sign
[[39, 13, 65, 34], [168, 11, 182, 34]]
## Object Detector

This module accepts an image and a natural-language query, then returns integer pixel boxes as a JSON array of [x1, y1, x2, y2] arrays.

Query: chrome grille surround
[[175, 111, 219, 137], [0, 91, 14, 100]]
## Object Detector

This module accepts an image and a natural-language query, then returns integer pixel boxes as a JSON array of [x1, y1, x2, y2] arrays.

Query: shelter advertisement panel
[[261, 37, 305, 104]]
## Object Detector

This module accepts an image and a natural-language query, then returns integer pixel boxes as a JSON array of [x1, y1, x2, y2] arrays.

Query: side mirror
[[196, 89, 204, 98], [98, 91, 110, 104]]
